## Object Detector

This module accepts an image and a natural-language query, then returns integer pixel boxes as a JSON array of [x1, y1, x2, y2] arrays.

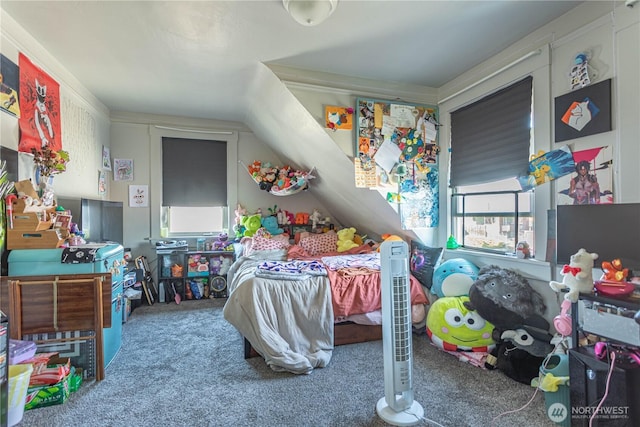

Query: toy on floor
[[431, 258, 479, 298], [426, 296, 495, 352], [465, 265, 547, 333], [499, 327, 553, 357], [549, 248, 598, 302]]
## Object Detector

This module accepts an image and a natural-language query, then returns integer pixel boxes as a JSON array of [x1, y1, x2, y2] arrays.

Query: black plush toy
[[465, 264, 552, 376], [485, 341, 545, 385], [464, 265, 547, 332]]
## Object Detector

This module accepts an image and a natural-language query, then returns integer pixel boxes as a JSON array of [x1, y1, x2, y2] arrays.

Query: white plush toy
[[549, 248, 598, 302]]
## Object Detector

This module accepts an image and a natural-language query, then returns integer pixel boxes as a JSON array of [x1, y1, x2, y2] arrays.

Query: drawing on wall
[[18, 53, 62, 152], [399, 164, 439, 229], [0, 54, 21, 117], [354, 157, 377, 188], [556, 145, 613, 205], [129, 184, 148, 207], [98, 170, 107, 195], [102, 146, 112, 170], [554, 78, 611, 143], [517, 145, 575, 191], [325, 105, 353, 130], [113, 158, 133, 181]]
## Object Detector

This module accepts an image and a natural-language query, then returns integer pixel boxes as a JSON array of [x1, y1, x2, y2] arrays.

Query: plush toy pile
[[246, 160, 315, 196], [423, 260, 553, 384]]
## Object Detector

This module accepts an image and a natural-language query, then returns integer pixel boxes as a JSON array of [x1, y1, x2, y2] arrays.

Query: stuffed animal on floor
[[549, 248, 598, 302], [426, 296, 495, 352], [464, 265, 547, 333], [484, 341, 545, 385], [336, 227, 359, 252], [499, 326, 554, 357], [431, 258, 480, 298]]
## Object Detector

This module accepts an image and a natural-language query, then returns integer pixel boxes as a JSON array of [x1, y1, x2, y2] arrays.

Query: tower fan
[[376, 240, 424, 426]]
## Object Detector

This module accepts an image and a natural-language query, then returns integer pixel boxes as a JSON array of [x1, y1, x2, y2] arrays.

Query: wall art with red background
[[18, 52, 62, 153]]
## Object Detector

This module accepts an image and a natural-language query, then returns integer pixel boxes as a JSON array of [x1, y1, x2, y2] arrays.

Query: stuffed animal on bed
[[336, 227, 359, 252], [549, 248, 598, 302], [242, 214, 262, 237], [426, 296, 495, 352], [261, 215, 283, 235], [464, 265, 547, 333]]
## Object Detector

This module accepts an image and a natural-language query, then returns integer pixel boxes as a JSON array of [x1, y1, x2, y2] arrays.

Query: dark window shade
[[162, 137, 227, 207], [450, 76, 532, 187]]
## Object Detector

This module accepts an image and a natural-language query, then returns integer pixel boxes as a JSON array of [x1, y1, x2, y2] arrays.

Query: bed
[[222, 230, 429, 374]]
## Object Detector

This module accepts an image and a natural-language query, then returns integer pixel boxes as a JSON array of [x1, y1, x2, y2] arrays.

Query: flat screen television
[[556, 203, 640, 274], [55, 197, 124, 244]]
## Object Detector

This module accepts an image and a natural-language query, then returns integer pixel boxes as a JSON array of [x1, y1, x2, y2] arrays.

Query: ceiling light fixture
[[283, 0, 338, 27]]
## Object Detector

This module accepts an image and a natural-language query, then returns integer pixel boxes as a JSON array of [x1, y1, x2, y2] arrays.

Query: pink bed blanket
[[289, 244, 429, 318], [327, 268, 428, 318]]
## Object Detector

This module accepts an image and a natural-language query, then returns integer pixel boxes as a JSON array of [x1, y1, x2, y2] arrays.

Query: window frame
[[438, 45, 552, 261], [149, 126, 238, 239], [451, 189, 534, 255]]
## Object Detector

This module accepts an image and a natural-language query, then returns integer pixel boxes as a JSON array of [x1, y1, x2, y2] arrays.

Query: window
[[451, 179, 534, 255], [161, 137, 228, 236], [449, 77, 534, 255], [149, 128, 238, 239]]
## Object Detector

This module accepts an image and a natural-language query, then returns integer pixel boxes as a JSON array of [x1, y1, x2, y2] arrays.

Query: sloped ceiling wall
[[243, 63, 419, 242]]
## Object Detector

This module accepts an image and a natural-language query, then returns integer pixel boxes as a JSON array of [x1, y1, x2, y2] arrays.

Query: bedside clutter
[[569, 292, 640, 426]]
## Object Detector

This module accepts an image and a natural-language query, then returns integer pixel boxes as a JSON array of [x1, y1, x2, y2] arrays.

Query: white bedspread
[[223, 256, 334, 374]]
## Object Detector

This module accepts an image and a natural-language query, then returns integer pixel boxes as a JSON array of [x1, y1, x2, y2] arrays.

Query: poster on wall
[[556, 145, 613, 205], [102, 146, 112, 170], [0, 54, 21, 117], [98, 170, 107, 195], [18, 53, 62, 152], [325, 105, 353, 130], [129, 185, 148, 207], [554, 78, 612, 143], [113, 158, 134, 181], [399, 164, 439, 229], [517, 145, 575, 191]]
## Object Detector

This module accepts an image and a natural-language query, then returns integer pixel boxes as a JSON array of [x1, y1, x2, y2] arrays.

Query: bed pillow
[[410, 240, 443, 289], [299, 230, 338, 256], [251, 230, 290, 252]]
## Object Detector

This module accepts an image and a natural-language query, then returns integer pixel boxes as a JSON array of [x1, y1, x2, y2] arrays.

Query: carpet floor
[[18, 299, 555, 427]]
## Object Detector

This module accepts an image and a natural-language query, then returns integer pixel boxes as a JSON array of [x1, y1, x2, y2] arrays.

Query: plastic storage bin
[[540, 353, 571, 426], [8, 364, 33, 427], [8, 339, 36, 364]]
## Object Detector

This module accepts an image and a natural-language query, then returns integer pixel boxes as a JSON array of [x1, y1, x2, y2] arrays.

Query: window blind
[[162, 137, 227, 207], [450, 76, 532, 187]]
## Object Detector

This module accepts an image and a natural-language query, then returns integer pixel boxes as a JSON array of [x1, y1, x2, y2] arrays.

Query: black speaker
[[569, 347, 640, 426]]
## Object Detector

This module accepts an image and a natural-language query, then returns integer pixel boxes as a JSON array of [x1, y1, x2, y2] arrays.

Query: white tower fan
[[376, 240, 424, 426]]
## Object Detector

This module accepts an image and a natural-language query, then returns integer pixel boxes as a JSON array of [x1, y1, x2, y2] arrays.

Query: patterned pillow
[[251, 231, 291, 252], [299, 230, 338, 256], [410, 240, 444, 289]]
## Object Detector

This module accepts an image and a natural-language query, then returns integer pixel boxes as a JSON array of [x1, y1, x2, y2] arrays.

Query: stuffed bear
[[242, 214, 262, 237], [549, 248, 598, 302], [261, 215, 283, 235], [336, 227, 359, 252]]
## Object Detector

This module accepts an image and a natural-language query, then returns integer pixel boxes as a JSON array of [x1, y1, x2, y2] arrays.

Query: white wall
[[109, 111, 335, 266], [0, 10, 111, 199]]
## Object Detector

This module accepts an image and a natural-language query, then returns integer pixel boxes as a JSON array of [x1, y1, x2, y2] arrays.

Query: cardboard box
[[24, 366, 74, 410]]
